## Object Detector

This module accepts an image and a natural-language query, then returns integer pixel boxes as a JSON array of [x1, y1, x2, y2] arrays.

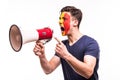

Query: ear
[[73, 19, 78, 26]]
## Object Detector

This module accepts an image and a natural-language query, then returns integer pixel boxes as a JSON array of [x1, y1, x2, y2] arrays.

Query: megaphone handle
[[42, 39, 51, 45]]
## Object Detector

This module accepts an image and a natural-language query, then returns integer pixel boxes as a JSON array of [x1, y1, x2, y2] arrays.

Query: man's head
[[59, 6, 83, 36]]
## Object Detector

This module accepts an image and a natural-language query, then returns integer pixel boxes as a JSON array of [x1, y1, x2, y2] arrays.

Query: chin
[[61, 31, 66, 36]]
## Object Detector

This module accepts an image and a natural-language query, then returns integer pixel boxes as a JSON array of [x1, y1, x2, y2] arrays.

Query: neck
[[67, 30, 83, 46]]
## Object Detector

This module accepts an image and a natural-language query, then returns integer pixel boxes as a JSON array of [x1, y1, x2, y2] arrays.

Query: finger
[[36, 40, 41, 43], [36, 42, 44, 48], [54, 37, 62, 44], [35, 52, 42, 56], [55, 47, 60, 53], [34, 45, 40, 51], [36, 40, 44, 45], [33, 47, 39, 54]]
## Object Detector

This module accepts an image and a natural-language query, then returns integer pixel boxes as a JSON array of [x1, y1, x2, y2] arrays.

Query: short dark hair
[[60, 6, 82, 28]]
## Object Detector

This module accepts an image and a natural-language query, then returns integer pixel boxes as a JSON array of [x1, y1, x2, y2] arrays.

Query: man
[[33, 6, 100, 80]]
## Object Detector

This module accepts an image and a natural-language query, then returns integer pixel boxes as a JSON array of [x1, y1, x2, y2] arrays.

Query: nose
[[59, 18, 64, 26], [59, 22, 62, 25], [59, 19, 62, 23], [59, 19, 62, 26]]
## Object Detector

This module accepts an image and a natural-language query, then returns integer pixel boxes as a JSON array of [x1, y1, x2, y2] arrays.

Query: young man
[[33, 6, 100, 80]]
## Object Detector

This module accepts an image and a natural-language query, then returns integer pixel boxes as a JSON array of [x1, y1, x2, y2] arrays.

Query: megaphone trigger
[[43, 39, 52, 45]]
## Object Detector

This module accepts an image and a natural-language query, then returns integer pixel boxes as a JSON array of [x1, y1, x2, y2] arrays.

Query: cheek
[[63, 21, 70, 28], [63, 14, 70, 32]]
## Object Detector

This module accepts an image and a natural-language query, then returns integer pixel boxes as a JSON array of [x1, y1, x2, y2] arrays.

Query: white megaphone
[[9, 24, 53, 52]]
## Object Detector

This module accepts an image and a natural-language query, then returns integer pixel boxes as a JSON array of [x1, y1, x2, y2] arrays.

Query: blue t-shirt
[[57, 35, 100, 80]]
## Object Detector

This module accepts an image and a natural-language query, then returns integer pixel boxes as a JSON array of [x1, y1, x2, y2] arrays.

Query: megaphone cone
[[9, 24, 53, 52]]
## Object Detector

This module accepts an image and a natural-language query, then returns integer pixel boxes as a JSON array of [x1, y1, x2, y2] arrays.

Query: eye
[[59, 17, 61, 20], [63, 17, 67, 20]]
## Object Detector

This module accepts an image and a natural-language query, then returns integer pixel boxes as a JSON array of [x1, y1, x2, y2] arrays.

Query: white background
[[0, 0, 120, 80]]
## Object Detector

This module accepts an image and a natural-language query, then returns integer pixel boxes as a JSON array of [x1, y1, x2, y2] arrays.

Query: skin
[[33, 12, 96, 79], [59, 12, 70, 36]]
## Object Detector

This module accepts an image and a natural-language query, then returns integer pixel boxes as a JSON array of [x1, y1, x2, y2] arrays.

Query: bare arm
[[39, 55, 60, 74], [55, 37, 96, 79], [33, 40, 60, 74], [64, 54, 96, 79]]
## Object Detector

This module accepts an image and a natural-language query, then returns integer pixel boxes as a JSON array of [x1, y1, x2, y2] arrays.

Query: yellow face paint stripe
[[60, 12, 65, 36], [59, 12, 65, 26]]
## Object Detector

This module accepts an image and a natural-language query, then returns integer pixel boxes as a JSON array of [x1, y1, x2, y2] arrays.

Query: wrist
[[64, 53, 72, 61], [38, 54, 46, 58]]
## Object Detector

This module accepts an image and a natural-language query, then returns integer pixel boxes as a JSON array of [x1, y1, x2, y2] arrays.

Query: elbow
[[84, 69, 94, 79], [45, 72, 51, 75], [44, 69, 53, 75], [76, 68, 93, 79], [85, 73, 93, 79], [45, 71, 51, 75]]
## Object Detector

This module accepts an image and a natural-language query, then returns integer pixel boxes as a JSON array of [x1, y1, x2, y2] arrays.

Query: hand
[[33, 40, 45, 58], [55, 37, 70, 59]]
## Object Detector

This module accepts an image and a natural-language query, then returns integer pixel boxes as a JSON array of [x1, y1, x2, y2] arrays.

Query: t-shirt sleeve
[[84, 39, 100, 59]]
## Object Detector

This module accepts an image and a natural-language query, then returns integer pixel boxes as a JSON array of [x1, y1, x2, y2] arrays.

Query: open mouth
[[61, 27, 65, 31]]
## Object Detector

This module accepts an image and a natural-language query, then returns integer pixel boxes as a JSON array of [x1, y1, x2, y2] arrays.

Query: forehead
[[60, 12, 71, 17]]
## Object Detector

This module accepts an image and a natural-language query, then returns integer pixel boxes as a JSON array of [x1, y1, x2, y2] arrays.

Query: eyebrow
[[59, 17, 67, 20]]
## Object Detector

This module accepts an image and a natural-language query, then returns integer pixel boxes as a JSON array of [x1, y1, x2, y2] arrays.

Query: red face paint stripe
[[63, 13, 70, 35]]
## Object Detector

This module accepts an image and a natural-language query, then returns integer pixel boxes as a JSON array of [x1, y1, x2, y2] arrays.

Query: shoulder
[[82, 35, 98, 44], [83, 35, 100, 58], [82, 35, 100, 52], [82, 35, 95, 40]]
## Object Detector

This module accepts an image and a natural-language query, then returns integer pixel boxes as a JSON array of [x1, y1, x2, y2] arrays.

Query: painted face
[[59, 12, 70, 36]]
